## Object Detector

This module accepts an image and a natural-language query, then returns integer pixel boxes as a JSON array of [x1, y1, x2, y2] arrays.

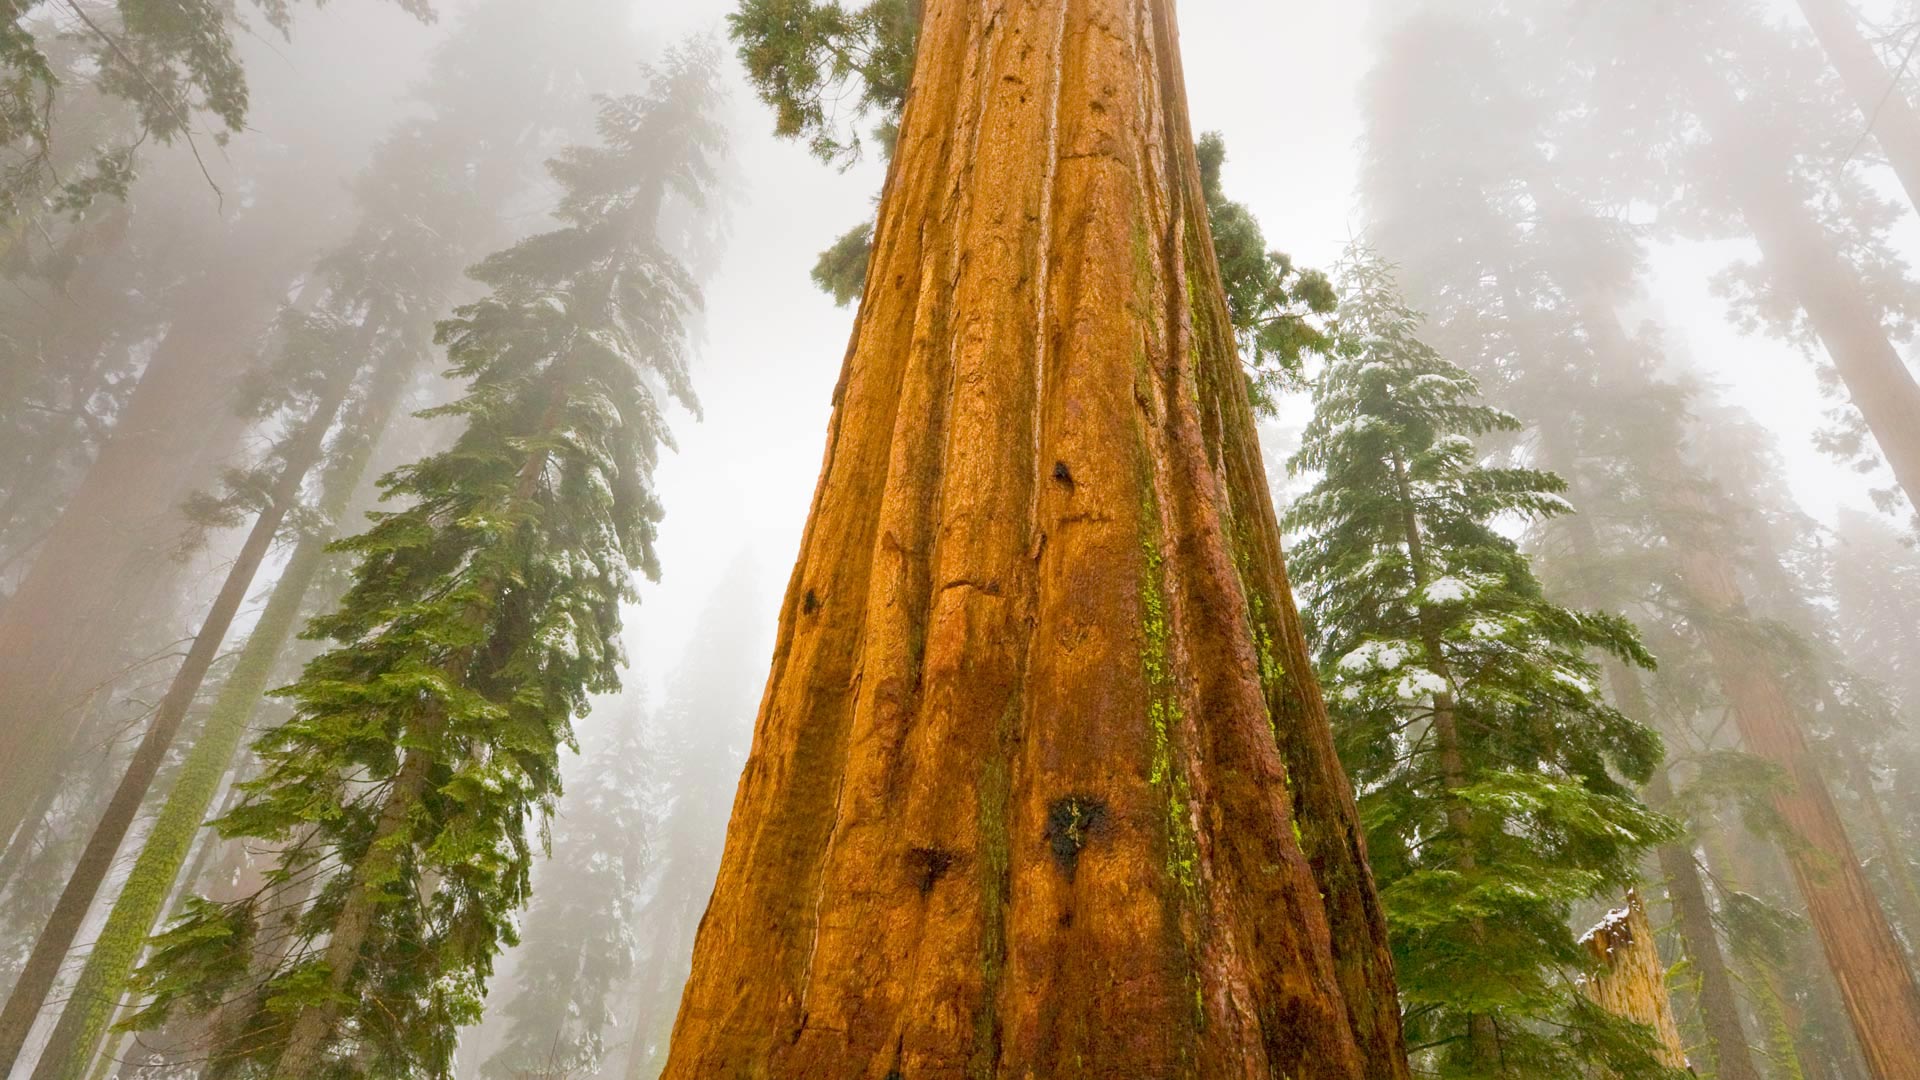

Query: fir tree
[[120, 45, 724, 1080], [1285, 248, 1679, 1079]]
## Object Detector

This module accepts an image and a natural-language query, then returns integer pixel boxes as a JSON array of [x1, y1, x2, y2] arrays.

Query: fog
[[4, 0, 1920, 1076]]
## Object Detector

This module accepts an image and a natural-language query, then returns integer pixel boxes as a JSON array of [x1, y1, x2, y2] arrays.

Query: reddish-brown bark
[[662, 0, 1406, 1075], [1676, 538, 1920, 1080]]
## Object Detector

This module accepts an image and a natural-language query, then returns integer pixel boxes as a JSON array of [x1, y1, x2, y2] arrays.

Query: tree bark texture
[[1580, 892, 1691, 1073], [662, 1, 1406, 1077], [1676, 537, 1920, 1080]]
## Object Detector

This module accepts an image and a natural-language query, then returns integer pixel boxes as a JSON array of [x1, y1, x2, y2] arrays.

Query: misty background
[[4, 0, 1918, 1076]]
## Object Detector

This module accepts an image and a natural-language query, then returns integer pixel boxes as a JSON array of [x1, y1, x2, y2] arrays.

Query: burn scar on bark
[[907, 846, 958, 896], [1043, 795, 1108, 879]]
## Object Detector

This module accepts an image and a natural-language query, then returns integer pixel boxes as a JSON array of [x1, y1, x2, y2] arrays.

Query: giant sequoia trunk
[[662, 2, 1405, 1076], [1676, 537, 1920, 1079]]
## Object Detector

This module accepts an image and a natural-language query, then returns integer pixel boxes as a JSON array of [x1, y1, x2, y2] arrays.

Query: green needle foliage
[[1196, 131, 1334, 410], [728, 0, 917, 167], [728, 1, 1334, 410], [3, 0, 435, 232], [1285, 248, 1681, 1079], [121, 45, 723, 1080]]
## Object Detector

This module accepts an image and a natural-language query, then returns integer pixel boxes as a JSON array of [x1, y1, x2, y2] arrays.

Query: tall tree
[[11, 2, 650, 1072], [2, 0, 433, 243], [1360, 10, 1920, 1073], [727, 3, 1337, 407], [119, 49, 724, 1079], [1578, 0, 1920, 516], [663, 0, 1407, 1074], [1285, 249, 1678, 1078], [0, 316, 366, 1077], [1794, 0, 1920, 218]]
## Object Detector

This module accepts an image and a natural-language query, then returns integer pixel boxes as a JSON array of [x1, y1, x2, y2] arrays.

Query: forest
[[2, 0, 1920, 1076]]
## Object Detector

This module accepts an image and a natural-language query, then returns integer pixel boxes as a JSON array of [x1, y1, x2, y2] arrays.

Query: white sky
[[620, 0, 1900, 687]]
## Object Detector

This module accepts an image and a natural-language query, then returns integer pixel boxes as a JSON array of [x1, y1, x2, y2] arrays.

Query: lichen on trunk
[[661, 0, 1404, 1075]]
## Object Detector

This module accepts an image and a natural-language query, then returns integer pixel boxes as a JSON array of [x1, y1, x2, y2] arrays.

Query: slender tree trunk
[[1793, 0, 1920, 216], [25, 348, 412, 1080], [271, 738, 440, 1079], [0, 257, 306, 849], [0, 781, 61, 898], [1600, 650, 1760, 1080], [1391, 452, 1499, 1070], [1839, 745, 1920, 956], [1580, 891, 1691, 1072], [1689, 67, 1920, 517], [1647, 769, 1763, 1080], [0, 358, 359, 1076], [1533, 434, 1759, 1079], [1674, 534, 1920, 1079], [1525, 406, 1712, 1075], [662, 0, 1404, 1075]]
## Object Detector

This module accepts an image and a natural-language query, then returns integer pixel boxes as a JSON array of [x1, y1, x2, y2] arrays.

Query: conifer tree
[[1285, 249, 1680, 1078], [726, 2, 1335, 406], [1357, 10, 1920, 1071], [6, 7, 650, 1073], [2, 0, 433, 237], [118, 47, 724, 1079]]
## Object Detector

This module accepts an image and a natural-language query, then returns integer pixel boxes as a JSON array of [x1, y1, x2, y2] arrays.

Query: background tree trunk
[[0, 357, 359, 1077], [23, 347, 412, 1080], [661, 0, 1405, 1076], [0, 252, 307, 849], [1580, 891, 1691, 1072], [1793, 0, 1920, 216], [1693, 66, 1920, 516], [1675, 536, 1920, 1080]]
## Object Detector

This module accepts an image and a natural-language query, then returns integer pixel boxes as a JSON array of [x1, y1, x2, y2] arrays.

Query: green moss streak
[[1138, 489, 1199, 893], [47, 533, 331, 1080]]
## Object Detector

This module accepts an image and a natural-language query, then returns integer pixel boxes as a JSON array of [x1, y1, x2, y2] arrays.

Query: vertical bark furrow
[[663, 0, 1403, 1074]]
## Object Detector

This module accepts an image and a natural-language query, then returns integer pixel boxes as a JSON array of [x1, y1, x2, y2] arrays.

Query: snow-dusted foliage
[[1285, 247, 1681, 1078]]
